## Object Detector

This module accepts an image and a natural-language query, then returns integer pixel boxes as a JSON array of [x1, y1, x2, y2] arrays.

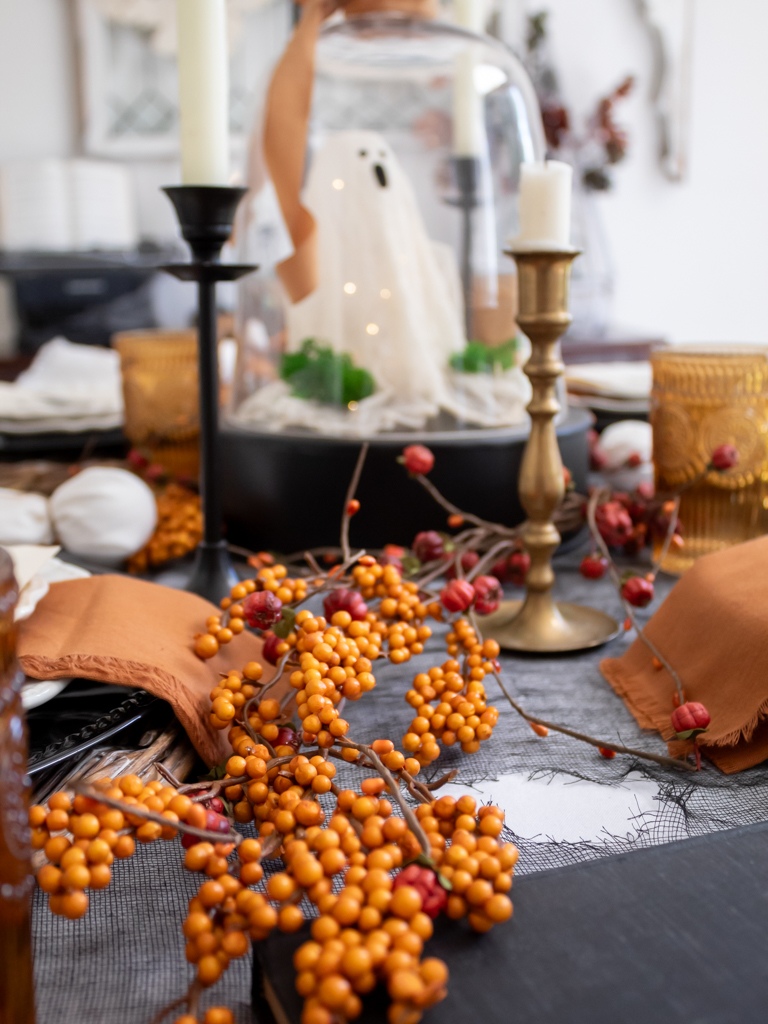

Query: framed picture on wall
[[73, 0, 292, 159]]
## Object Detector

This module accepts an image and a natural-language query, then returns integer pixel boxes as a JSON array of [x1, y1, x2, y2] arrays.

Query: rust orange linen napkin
[[16, 575, 287, 766], [600, 535, 768, 773]]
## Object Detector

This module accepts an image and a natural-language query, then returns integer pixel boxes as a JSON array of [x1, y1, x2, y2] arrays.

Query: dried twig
[[304, 550, 323, 576], [490, 669, 695, 772], [149, 980, 202, 1024], [341, 443, 369, 563], [413, 473, 515, 536], [154, 763, 184, 789]]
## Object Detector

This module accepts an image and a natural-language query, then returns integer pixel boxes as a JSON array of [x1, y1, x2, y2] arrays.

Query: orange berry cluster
[[127, 484, 202, 573], [194, 564, 307, 660], [182, 838, 267, 989], [349, 559, 439, 665], [179, 765, 456, 1024], [294, 921, 448, 1024], [384, 621, 433, 666], [402, 630, 501, 765], [208, 662, 265, 732], [225, 751, 337, 835], [31, 774, 207, 920], [304, 609, 386, 663], [415, 795, 515, 933], [352, 561, 422, 615], [291, 610, 382, 746]]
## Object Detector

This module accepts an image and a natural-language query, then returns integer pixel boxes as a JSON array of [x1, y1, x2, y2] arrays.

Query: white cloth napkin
[[565, 361, 652, 400], [0, 489, 54, 544], [0, 336, 124, 433]]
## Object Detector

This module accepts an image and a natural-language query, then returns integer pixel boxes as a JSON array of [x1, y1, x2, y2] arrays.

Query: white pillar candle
[[177, 0, 229, 185], [452, 0, 484, 157], [515, 160, 573, 249]]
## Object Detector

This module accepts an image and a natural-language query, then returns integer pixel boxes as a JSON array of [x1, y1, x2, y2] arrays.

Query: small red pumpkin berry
[[242, 590, 282, 630], [262, 631, 281, 665], [671, 701, 710, 737], [579, 554, 607, 579], [275, 726, 300, 751], [621, 576, 654, 608], [473, 575, 502, 616], [711, 444, 738, 471], [598, 747, 616, 759], [324, 588, 368, 622], [402, 444, 434, 476], [595, 501, 634, 548], [393, 864, 447, 919], [346, 499, 360, 516], [440, 578, 475, 613], [529, 722, 548, 737], [412, 531, 446, 564], [447, 513, 464, 529]]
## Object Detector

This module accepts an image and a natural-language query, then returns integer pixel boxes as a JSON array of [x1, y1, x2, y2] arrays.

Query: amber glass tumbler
[[651, 347, 768, 573], [0, 548, 35, 1023], [113, 329, 199, 479]]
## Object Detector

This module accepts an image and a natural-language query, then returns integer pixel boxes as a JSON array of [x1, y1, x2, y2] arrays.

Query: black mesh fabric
[[32, 551, 768, 1022]]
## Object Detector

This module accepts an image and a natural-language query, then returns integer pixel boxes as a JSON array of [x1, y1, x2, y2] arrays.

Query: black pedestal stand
[[162, 185, 257, 604], [448, 155, 481, 339]]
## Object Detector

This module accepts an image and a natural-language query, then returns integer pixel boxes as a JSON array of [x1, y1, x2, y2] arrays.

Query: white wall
[[0, 0, 766, 344], [0, 0, 76, 162], [507, 0, 768, 344]]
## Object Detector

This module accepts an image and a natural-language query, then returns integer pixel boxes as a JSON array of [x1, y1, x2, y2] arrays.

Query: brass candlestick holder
[[479, 247, 619, 652]]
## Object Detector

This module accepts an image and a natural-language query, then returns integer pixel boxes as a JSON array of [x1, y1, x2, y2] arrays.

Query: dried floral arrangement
[[525, 10, 634, 191], [29, 440, 739, 1024]]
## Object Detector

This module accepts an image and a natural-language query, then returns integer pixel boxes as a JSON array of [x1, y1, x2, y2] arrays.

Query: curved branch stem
[[341, 443, 369, 563], [490, 668, 695, 772], [413, 473, 516, 536], [149, 980, 202, 1024], [337, 739, 432, 855]]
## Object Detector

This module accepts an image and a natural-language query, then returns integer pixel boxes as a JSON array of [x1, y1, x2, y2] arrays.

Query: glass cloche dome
[[229, 7, 545, 439]]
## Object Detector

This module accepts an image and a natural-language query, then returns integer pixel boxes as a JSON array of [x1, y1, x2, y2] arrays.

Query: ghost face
[[356, 142, 389, 189]]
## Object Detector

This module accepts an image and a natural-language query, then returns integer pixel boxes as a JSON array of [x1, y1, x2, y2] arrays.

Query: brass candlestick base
[[479, 247, 619, 652]]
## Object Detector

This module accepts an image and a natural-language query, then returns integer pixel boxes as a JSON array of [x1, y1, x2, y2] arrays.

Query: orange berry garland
[[32, 745, 518, 1024], [33, 553, 522, 1023], [402, 621, 500, 764], [173, 770, 515, 1024]]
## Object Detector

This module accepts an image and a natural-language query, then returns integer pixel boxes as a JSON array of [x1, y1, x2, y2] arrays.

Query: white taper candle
[[177, 0, 229, 185]]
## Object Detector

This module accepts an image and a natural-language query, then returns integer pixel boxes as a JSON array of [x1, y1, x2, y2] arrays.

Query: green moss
[[280, 339, 375, 407], [450, 338, 518, 374]]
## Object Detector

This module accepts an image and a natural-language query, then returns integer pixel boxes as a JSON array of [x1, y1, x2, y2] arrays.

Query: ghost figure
[[286, 130, 464, 418]]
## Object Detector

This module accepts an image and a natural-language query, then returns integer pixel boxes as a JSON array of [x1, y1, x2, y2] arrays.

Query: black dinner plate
[[26, 679, 171, 777]]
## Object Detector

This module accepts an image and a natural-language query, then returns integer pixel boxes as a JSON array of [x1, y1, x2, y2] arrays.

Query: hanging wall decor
[[73, 0, 292, 157]]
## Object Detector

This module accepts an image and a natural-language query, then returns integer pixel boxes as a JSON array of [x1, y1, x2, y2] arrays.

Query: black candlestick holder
[[162, 185, 257, 604], [447, 155, 481, 339]]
